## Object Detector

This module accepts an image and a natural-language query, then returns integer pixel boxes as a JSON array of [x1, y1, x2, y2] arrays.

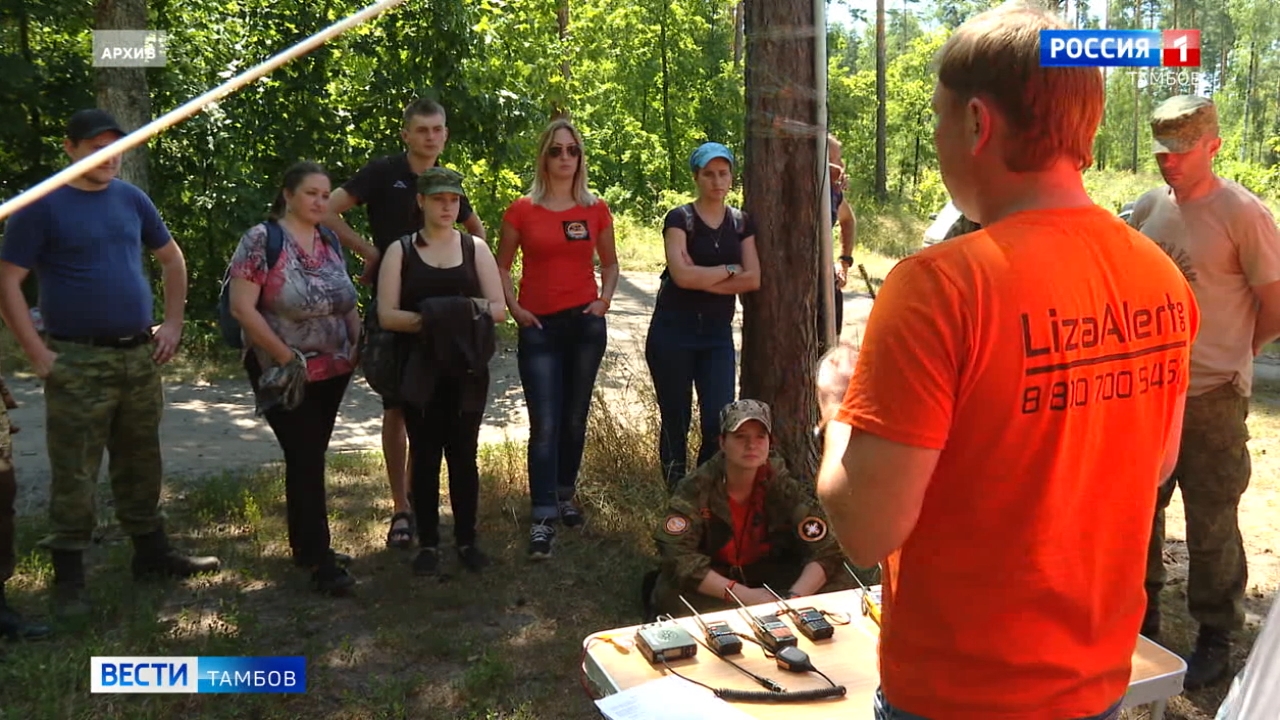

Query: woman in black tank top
[[375, 167, 507, 578]]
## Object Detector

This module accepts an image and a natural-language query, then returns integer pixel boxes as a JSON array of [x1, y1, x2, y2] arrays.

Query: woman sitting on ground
[[645, 399, 843, 619], [645, 142, 760, 493], [377, 167, 506, 578], [228, 160, 360, 596]]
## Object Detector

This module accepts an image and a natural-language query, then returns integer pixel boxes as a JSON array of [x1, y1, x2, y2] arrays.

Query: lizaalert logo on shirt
[[1039, 29, 1201, 68], [562, 220, 591, 242], [91, 656, 306, 694], [1017, 296, 1191, 415]]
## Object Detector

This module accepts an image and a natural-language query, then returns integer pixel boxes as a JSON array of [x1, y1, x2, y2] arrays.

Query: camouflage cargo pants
[[1146, 382, 1251, 632], [0, 406, 15, 584], [38, 339, 165, 552]]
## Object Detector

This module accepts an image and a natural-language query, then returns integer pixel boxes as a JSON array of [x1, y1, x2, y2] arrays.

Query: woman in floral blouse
[[228, 161, 360, 596]]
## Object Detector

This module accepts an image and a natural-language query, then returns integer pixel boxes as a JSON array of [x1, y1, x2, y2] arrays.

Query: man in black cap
[[0, 108, 220, 620]]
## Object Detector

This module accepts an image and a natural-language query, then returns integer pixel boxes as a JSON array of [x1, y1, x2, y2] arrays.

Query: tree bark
[[874, 0, 887, 202], [552, 0, 571, 119], [741, 0, 822, 480], [95, 0, 152, 193], [733, 2, 744, 66], [558, 0, 571, 83], [660, 0, 677, 185]]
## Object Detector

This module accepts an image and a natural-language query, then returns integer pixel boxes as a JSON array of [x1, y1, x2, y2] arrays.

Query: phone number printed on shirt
[[1021, 358, 1181, 414]]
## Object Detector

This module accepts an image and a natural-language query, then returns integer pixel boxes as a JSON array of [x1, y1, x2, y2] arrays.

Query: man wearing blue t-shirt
[[0, 109, 219, 619]]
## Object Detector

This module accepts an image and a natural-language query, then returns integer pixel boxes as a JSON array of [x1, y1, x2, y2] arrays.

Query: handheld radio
[[763, 585, 834, 641], [843, 562, 882, 628], [678, 595, 743, 656], [634, 617, 699, 665], [726, 586, 798, 653]]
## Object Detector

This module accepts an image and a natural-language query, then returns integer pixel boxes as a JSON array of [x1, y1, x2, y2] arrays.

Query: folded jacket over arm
[[399, 296, 496, 413]]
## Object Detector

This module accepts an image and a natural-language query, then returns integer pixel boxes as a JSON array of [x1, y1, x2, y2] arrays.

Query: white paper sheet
[[595, 674, 759, 720]]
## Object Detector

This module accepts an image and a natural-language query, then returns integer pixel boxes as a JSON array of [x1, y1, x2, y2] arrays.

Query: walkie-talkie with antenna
[[678, 595, 743, 656], [763, 585, 834, 641], [726, 586, 798, 653], [843, 562, 882, 628]]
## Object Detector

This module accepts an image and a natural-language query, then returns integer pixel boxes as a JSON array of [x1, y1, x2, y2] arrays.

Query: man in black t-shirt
[[325, 99, 487, 550]]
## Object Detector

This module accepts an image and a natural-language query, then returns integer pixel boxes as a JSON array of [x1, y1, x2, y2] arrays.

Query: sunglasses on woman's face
[[547, 144, 582, 159]]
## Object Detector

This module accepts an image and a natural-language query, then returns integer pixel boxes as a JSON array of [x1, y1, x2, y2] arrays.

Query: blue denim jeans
[[644, 309, 737, 490], [517, 305, 608, 522], [873, 688, 1122, 720]]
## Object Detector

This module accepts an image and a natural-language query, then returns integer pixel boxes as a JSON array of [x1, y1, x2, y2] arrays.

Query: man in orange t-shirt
[[814, 5, 1200, 720]]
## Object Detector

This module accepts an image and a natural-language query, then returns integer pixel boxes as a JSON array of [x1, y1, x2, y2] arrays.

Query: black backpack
[[659, 203, 747, 282], [217, 220, 342, 349]]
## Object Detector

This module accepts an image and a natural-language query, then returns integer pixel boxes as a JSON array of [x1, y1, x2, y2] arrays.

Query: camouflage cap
[[720, 399, 773, 435], [1150, 95, 1219, 154], [416, 166, 465, 196]]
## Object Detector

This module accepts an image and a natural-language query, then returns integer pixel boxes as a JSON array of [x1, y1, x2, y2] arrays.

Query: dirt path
[[8, 272, 875, 516]]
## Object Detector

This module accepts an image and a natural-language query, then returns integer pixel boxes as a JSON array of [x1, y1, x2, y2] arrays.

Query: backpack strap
[[263, 220, 285, 271], [460, 232, 482, 296], [681, 204, 696, 238], [728, 207, 745, 236], [317, 225, 342, 255], [398, 234, 415, 286]]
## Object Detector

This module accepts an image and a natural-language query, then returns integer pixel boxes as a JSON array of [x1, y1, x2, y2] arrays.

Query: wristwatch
[[838, 255, 854, 266], [726, 263, 740, 277]]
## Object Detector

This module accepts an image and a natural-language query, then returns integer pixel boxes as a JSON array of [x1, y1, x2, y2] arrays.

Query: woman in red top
[[496, 119, 620, 560]]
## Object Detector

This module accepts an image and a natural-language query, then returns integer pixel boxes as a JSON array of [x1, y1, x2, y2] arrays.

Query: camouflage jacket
[[653, 451, 843, 593]]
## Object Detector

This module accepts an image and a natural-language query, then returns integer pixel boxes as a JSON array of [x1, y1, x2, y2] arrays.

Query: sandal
[[386, 511, 414, 549]]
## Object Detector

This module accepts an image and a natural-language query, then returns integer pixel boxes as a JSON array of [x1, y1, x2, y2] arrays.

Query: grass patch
[[0, 364, 674, 720], [613, 214, 669, 273], [851, 202, 931, 259]]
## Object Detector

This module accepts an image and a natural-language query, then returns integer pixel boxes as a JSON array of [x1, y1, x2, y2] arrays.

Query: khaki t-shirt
[[1129, 180, 1280, 397]]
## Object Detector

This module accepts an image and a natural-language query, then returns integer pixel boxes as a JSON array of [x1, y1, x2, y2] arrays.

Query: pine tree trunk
[[741, 0, 822, 480], [874, 0, 887, 202]]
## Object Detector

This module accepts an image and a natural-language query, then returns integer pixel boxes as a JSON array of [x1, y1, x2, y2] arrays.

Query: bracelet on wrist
[[723, 580, 738, 601]]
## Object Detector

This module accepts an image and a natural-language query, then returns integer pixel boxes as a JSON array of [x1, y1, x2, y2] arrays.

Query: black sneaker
[[294, 550, 352, 568], [456, 545, 490, 573], [558, 500, 585, 528], [528, 522, 556, 560], [413, 547, 441, 577], [311, 562, 356, 597]]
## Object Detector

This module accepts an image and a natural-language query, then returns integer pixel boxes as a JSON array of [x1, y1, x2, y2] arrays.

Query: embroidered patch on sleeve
[[798, 516, 828, 542], [664, 514, 690, 535]]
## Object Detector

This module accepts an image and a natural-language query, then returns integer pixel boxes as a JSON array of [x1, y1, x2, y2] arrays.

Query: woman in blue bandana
[[645, 142, 761, 493]]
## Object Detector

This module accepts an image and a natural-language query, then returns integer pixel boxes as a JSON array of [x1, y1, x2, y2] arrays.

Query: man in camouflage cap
[[643, 399, 844, 619], [1129, 94, 1280, 689]]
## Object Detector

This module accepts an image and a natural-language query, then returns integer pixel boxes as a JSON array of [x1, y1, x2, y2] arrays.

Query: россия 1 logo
[[1039, 29, 1201, 68]]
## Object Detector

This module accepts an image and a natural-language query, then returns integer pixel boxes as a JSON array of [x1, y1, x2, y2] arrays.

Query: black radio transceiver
[[678, 595, 743, 656], [763, 585, 835, 641], [726, 587, 798, 653], [635, 621, 699, 664]]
